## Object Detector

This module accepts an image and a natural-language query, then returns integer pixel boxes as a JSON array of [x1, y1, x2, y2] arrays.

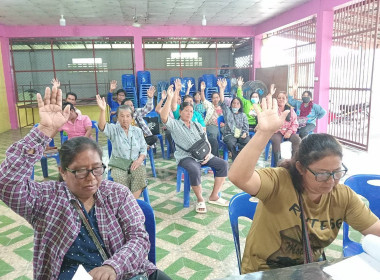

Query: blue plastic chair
[[228, 192, 258, 274], [139, 84, 152, 107], [137, 71, 151, 86], [122, 74, 136, 88], [136, 199, 156, 264], [144, 111, 165, 159], [124, 87, 138, 108], [176, 165, 216, 208], [342, 174, 380, 257], [33, 124, 60, 178]]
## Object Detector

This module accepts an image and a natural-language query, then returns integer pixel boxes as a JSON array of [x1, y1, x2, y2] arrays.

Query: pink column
[[313, 10, 334, 133], [252, 35, 262, 80], [133, 35, 144, 73], [0, 37, 18, 129]]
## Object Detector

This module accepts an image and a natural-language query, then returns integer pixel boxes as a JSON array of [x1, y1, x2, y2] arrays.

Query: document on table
[[323, 234, 380, 280], [72, 264, 93, 280]]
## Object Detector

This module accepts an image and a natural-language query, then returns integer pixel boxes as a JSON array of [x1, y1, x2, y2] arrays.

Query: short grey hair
[[116, 105, 133, 117]]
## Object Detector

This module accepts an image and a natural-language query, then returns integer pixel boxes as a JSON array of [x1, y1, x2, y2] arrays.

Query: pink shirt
[[277, 107, 299, 136], [59, 114, 92, 139]]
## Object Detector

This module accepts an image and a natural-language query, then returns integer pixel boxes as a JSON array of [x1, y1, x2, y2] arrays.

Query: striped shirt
[[0, 127, 156, 279], [164, 117, 212, 164]]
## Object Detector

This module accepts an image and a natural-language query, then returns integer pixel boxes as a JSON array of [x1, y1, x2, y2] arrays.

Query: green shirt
[[236, 88, 257, 126]]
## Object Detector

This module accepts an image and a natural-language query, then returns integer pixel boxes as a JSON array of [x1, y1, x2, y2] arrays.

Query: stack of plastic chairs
[[217, 75, 232, 98], [121, 74, 138, 108], [202, 74, 219, 102], [137, 71, 152, 107], [156, 81, 169, 104]]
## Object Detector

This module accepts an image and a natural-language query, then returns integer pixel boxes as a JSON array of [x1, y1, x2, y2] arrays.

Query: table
[[218, 259, 342, 280]]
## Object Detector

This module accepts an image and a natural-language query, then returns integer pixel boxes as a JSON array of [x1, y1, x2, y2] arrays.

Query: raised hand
[[110, 80, 117, 92], [270, 84, 276, 95], [237, 77, 244, 88], [161, 90, 167, 100], [290, 82, 298, 97], [187, 80, 194, 90], [217, 78, 227, 91], [253, 93, 289, 134], [51, 78, 60, 88], [175, 78, 182, 92], [167, 85, 174, 99], [37, 86, 70, 138], [200, 81, 206, 91], [96, 94, 107, 111], [147, 86, 156, 98]]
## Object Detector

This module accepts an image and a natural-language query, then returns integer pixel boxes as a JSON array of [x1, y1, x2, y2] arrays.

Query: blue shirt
[[288, 96, 326, 126], [173, 104, 206, 127]]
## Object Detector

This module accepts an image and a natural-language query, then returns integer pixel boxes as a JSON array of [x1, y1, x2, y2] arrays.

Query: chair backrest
[[229, 192, 258, 274], [136, 199, 156, 264], [91, 120, 99, 143], [122, 74, 136, 88], [217, 115, 225, 142], [34, 123, 55, 147], [342, 174, 380, 256]]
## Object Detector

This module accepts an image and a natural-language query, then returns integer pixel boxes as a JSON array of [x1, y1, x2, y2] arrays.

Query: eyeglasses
[[66, 164, 106, 179], [306, 163, 348, 182]]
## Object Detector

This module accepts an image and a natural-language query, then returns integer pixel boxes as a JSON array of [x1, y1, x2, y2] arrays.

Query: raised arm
[[139, 85, 155, 117], [200, 81, 206, 102], [96, 94, 107, 131], [160, 85, 174, 124], [217, 78, 227, 103], [171, 79, 181, 111], [155, 90, 167, 114], [228, 94, 290, 196], [186, 80, 193, 96]]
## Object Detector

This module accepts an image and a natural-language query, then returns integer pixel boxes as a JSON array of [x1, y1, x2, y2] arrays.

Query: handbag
[[144, 135, 158, 146], [175, 124, 210, 161], [108, 136, 133, 173]]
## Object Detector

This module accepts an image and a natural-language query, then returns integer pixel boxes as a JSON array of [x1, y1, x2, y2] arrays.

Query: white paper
[[72, 265, 93, 280], [323, 235, 380, 280], [280, 141, 292, 159]]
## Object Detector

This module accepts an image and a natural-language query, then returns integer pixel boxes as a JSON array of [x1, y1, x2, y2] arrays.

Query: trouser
[[298, 123, 316, 139], [223, 135, 250, 160], [270, 132, 301, 156], [206, 125, 219, 157]]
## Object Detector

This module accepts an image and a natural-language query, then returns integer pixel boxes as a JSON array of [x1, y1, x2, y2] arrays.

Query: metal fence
[[328, 0, 379, 150]]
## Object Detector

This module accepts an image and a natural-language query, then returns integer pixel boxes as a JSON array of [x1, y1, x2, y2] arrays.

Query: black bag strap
[[297, 193, 314, 264], [70, 199, 109, 261], [175, 123, 205, 152]]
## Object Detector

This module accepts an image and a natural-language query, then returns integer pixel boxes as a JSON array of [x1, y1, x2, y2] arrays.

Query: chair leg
[[148, 149, 157, 177], [176, 167, 183, 192], [142, 187, 150, 204], [41, 157, 48, 178], [183, 171, 190, 208], [158, 135, 165, 159], [165, 138, 171, 159], [265, 141, 271, 161]]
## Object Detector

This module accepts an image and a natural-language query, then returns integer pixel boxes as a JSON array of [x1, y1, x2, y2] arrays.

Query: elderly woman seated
[[160, 85, 229, 214], [0, 85, 171, 280], [97, 96, 147, 199]]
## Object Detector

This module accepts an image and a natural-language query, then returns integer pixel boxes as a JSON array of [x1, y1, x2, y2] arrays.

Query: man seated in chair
[[59, 102, 92, 139], [121, 86, 158, 147]]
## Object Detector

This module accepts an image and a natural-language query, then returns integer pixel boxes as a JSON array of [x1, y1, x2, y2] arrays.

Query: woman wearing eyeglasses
[[228, 93, 380, 274], [0, 86, 171, 280]]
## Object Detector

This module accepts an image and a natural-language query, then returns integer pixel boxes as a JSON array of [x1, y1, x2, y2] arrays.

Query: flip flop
[[195, 201, 207, 214], [208, 197, 229, 207]]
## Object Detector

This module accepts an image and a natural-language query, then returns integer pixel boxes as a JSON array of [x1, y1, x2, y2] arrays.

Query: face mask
[[251, 98, 259, 104], [232, 108, 239, 113], [302, 96, 311, 103]]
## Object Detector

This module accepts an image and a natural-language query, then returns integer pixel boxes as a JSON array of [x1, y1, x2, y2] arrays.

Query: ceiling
[[0, 0, 311, 27]]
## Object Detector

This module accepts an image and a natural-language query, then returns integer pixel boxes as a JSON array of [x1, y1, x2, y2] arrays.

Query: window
[[166, 52, 203, 67], [68, 58, 108, 73]]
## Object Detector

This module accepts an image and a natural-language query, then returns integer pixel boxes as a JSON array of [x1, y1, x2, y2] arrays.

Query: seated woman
[[270, 91, 301, 166], [288, 83, 327, 138], [219, 87, 249, 160], [160, 85, 229, 214], [185, 80, 205, 116], [59, 102, 92, 139], [228, 93, 380, 274], [0, 85, 170, 280], [97, 96, 147, 199], [236, 77, 262, 131]]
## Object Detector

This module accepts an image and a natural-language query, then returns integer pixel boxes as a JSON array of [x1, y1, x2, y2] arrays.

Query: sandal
[[208, 197, 229, 207], [195, 201, 207, 214]]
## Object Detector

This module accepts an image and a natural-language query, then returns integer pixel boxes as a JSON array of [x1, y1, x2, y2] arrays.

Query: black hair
[[59, 137, 102, 182], [211, 92, 220, 99], [230, 97, 243, 113], [303, 90, 313, 98], [66, 92, 77, 100], [250, 91, 261, 100], [183, 95, 193, 102], [116, 89, 126, 96], [280, 133, 343, 192], [180, 102, 193, 111], [116, 105, 133, 117], [121, 98, 132, 105], [62, 102, 75, 111]]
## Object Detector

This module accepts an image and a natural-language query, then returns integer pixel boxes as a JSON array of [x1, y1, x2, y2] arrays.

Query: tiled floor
[[0, 127, 376, 279]]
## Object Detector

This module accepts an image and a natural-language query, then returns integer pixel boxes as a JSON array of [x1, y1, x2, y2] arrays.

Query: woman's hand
[[201, 153, 211, 165], [89, 265, 116, 280], [217, 78, 227, 91], [187, 80, 194, 90], [253, 93, 289, 134], [51, 78, 60, 88], [241, 132, 247, 139], [96, 94, 107, 111], [147, 86, 155, 99], [110, 80, 117, 92], [200, 81, 206, 91], [175, 78, 182, 92], [237, 77, 244, 88], [37, 86, 70, 138], [289, 82, 298, 97], [161, 90, 167, 100], [284, 131, 292, 139], [167, 85, 174, 99], [130, 157, 143, 171], [270, 84, 276, 95]]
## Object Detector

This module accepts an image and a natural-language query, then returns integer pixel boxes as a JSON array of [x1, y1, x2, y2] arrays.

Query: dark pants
[[148, 270, 172, 280], [270, 132, 301, 155], [223, 135, 250, 160], [178, 156, 228, 186], [298, 123, 316, 139], [206, 125, 219, 157], [165, 130, 175, 154]]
